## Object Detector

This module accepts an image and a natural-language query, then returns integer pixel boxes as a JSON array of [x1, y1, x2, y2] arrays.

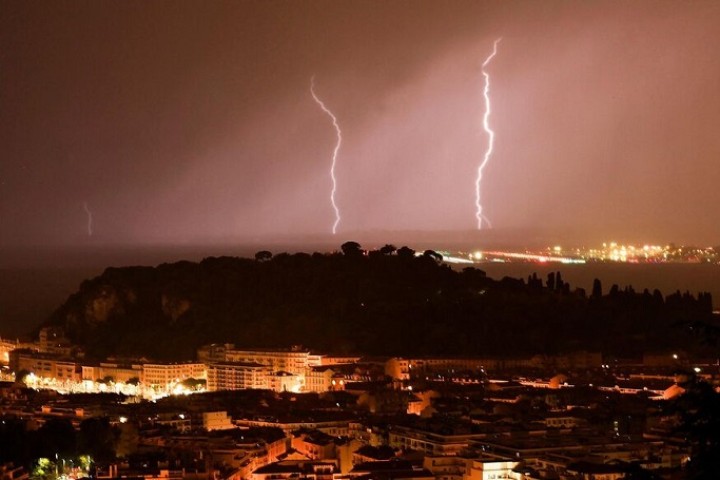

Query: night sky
[[2, 0, 720, 247]]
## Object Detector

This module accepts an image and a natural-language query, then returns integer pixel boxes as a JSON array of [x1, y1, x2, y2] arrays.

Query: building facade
[[206, 362, 271, 391]]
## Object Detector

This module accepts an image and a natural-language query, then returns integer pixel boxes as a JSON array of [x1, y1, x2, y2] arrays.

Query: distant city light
[[455, 243, 717, 265]]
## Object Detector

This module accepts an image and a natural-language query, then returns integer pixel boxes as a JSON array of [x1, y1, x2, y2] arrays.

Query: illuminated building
[[423, 455, 519, 480], [389, 424, 488, 456], [291, 430, 338, 461], [384, 356, 538, 380], [305, 366, 346, 393], [206, 362, 271, 391], [224, 346, 322, 376], [0, 337, 21, 365], [252, 461, 339, 480], [202, 411, 234, 431], [199, 345, 361, 392], [348, 460, 434, 480], [217, 347, 322, 392], [141, 362, 206, 387], [320, 354, 362, 365], [385, 358, 411, 381], [268, 371, 302, 393], [82, 362, 143, 383], [9, 350, 80, 382]]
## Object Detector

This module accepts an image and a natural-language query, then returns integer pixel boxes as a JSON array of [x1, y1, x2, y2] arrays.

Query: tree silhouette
[[116, 423, 139, 458], [255, 250, 273, 262], [36, 418, 76, 459], [78, 418, 116, 463], [379, 244, 397, 256], [666, 375, 720, 479], [423, 250, 443, 263], [547, 272, 556, 291], [396, 246, 415, 259], [341, 241, 362, 257]]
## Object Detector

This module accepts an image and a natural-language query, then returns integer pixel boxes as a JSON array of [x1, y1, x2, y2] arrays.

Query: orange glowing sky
[[1, 0, 719, 246]]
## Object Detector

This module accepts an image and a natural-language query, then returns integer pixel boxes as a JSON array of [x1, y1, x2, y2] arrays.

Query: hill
[[43, 244, 715, 360]]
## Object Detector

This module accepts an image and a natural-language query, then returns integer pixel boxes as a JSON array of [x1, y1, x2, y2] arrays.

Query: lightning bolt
[[310, 76, 342, 235], [475, 38, 501, 230], [83, 202, 93, 236]]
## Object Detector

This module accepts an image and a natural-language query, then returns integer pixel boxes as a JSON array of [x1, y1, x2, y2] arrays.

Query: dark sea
[[0, 244, 718, 338]]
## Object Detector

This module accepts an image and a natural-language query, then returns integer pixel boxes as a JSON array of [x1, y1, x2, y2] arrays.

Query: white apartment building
[[423, 455, 521, 480], [224, 347, 322, 376], [207, 362, 271, 391], [142, 362, 206, 386], [198, 345, 362, 392]]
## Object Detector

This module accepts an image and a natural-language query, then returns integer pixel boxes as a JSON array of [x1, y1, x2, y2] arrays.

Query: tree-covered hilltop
[[42, 243, 715, 361]]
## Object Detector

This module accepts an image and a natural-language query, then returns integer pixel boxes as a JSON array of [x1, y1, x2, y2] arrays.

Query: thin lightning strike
[[83, 202, 93, 236], [475, 38, 501, 230], [310, 76, 342, 235]]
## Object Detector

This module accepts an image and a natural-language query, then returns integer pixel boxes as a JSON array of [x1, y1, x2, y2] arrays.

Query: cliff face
[[61, 284, 125, 333], [42, 252, 714, 361], [161, 294, 191, 322], [64, 284, 189, 325], [47, 265, 197, 357], [84, 286, 124, 324]]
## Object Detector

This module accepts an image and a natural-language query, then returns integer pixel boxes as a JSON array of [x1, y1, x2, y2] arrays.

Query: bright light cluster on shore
[[467, 250, 585, 264], [587, 242, 666, 262], [446, 242, 718, 265]]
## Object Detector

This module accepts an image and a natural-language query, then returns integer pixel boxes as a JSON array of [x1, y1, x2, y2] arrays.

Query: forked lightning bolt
[[83, 202, 93, 236], [310, 76, 342, 235], [475, 38, 501, 230]]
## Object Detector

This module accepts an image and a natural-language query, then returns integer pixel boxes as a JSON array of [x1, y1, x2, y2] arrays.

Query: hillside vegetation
[[44, 243, 715, 360]]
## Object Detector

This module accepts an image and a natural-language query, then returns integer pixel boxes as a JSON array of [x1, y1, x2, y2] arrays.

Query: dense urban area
[[2, 246, 720, 480]]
